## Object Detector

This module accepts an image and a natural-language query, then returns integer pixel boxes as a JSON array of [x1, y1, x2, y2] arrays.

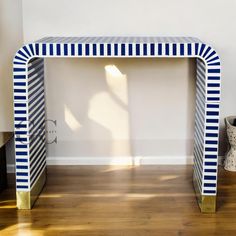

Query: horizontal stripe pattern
[[13, 37, 220, 197], [14, 53, 29, 190]]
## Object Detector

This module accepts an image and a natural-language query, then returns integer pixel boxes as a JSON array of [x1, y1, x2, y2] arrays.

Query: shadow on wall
[[44, 58, 196, 163]]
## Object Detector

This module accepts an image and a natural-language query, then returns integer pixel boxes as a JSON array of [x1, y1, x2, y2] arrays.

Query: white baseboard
[[46, 156, 194, 165], [7, 156, 224, 173]]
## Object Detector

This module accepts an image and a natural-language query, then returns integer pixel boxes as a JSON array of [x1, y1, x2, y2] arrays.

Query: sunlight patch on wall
[[64, 104, 82, 131], [105, 64, 128, 105], [88, 65, 130, 139], [87, 64, 131, 155], [88, 91, 129, 139]]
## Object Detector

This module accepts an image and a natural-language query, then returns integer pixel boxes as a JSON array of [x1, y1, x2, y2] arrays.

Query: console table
[[13, 37, 221, 212]]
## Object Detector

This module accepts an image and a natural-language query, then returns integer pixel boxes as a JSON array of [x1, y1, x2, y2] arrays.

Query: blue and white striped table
[[13, 37, 221, 212]]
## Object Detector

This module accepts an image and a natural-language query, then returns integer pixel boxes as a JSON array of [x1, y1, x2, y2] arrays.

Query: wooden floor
[[0, 165, 236, 235]]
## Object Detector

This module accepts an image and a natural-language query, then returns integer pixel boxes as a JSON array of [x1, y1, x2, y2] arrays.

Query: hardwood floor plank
[[0, 165, 236, 235]]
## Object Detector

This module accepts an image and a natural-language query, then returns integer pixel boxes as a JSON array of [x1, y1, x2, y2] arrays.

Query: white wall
[[21, 0, 236, 163], [44, 58, 195, 164], [0, 0, 23, 131]]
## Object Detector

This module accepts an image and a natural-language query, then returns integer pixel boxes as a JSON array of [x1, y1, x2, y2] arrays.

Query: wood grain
[[0, 165, 236, 235]]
